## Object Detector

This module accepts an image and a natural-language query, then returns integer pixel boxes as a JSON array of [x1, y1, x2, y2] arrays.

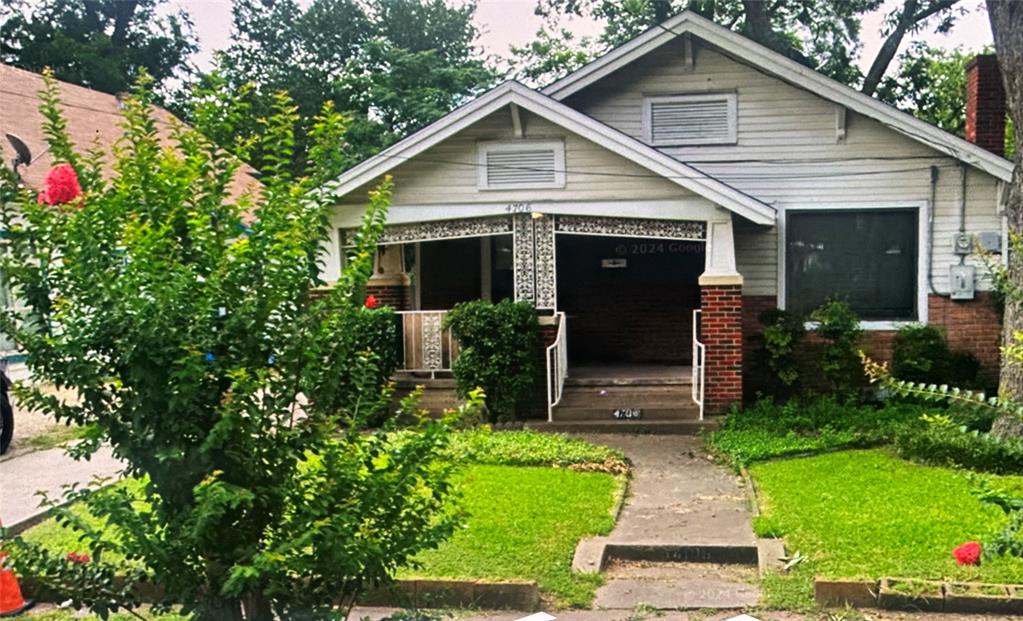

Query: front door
[[556, 234, 704, 364]]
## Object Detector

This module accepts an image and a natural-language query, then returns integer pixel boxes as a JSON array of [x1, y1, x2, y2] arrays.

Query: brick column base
[[700, 284, 743, 415]]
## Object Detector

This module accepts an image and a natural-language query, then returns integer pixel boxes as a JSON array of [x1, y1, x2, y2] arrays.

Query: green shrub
[[760, 308, 806, 394], [708, 397, 931, 468], [444, 300, 540, 421], [809, 300, 863, 394], [894, 423, 1023, 475], [891, 324, 980, 386]]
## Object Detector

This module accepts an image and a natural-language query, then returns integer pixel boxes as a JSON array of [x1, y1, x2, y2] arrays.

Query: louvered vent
[[485, 149, 557, 187], [647, 95, 736, 145]]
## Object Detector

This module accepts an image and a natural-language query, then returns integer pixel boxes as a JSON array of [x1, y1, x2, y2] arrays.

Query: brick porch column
[[699, 219, 744, 415]]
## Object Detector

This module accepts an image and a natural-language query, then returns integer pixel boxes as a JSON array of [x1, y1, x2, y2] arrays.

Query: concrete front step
[[595, 560, 759, 610], [552, 407, 700, 421], [527, 419, 718, 435], [565, 376, 691, 387]]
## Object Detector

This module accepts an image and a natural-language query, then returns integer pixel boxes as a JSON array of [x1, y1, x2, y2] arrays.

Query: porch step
[[527, 419, 718, 435], [557, 386, 695, 408], [552, 406, 699, 421], [565, 375, 691, 387]]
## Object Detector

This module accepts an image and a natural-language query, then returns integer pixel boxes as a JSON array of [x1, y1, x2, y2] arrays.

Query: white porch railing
[[395, 311, 458, 377], [692, 309, 705, 420], [545, 312, 568, 422]]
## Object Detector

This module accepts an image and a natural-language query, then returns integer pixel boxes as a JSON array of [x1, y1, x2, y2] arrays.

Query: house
[[320, 12, 1011, 423], [0, 64, 261, 376]]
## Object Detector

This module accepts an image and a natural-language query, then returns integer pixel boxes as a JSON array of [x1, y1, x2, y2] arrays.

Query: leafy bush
[[809, 300, 863, 394], [892, 324, 980, 386], [894, 422, 1023, 475], [444, 300, 540, 421], [708, 397, 931, 468], [0, 73, 480, 620], [445, 428, 628, 473], [760, 308, 806, 393]]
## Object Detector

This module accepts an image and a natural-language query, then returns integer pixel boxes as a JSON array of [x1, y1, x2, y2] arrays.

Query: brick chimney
[[965, 54, 1006, 157]]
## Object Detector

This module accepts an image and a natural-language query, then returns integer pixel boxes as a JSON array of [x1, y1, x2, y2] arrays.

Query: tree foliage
[[528, 0, 966, 91], [0, 0, 197, 96], [0, 71, 477, 620], [181, 0, 497, 175]]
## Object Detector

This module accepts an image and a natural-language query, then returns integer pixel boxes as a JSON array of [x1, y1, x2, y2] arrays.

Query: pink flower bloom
[[364, 294, 379, 309], [66, 552, 91, 565], [953, 541, 981, 566], [39, 164, 82, 206]]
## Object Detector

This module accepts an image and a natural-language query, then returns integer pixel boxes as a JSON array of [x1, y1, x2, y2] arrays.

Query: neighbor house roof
[[329, 81, 776, 225], [0, 63, 261, 200], [541, 10, 1013, 183]]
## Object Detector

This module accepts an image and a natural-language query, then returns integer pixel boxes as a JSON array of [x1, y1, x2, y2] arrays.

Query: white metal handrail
[[546, 312, 568, 422], [692, 308, 705, 420], [395, 311, 458, 377]]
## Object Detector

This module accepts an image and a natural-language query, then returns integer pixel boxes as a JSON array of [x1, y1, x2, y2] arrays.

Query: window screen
[[785, 209, 918, 320]]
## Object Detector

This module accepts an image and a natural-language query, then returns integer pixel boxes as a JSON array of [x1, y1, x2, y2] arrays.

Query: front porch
[[349, 211, 745, 422]]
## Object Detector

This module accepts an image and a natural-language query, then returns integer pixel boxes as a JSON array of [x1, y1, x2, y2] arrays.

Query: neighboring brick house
[[322, 12, 1012, 419]]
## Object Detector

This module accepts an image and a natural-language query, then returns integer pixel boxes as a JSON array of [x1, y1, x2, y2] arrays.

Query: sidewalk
[[0, 445, 121, 532]]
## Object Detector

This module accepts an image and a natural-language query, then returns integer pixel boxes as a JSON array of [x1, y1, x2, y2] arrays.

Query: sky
[[166, 0, 995, 73]]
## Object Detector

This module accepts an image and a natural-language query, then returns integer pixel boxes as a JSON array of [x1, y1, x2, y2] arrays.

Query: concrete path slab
[[584, 435, 756, 547], [0, 445, 121, 531]]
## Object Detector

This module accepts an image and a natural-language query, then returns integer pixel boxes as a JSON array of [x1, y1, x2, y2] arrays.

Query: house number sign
[[612, 408, 642, 420]]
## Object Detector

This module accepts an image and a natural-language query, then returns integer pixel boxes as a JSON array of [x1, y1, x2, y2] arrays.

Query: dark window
[[785, 209, 918, 320]]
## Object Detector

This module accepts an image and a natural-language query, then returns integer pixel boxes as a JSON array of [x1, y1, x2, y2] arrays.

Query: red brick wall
[[701, 284, 743, 414], [965, 55, 1007, 157], [741, 293, 1001, 392], [366, 284, 410, 311]]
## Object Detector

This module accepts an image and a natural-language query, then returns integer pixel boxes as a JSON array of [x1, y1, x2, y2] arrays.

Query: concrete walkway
[[0, 445, 121, 531], [577, 435, 759, 611]]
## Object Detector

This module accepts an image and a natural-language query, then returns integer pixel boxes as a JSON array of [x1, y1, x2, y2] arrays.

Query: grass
[[445, 428, 628, 472], [750, 449, 1023, 609], [10, 423, 88, 454], [24, 609, 189, 621], [400, 464, 624, 608], [706, 397, 940, 469]]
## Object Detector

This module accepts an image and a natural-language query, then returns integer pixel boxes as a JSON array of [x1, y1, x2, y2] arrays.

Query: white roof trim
[[330, 81, 775, 225], [542, 11, 1013, 183]]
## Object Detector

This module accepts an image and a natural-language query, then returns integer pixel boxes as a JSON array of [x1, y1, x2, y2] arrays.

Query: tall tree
[[0, 0, 197, 95], [988, 1, 1023, 407], [184, 0, 496, 174], [530, 0, 965, 91]]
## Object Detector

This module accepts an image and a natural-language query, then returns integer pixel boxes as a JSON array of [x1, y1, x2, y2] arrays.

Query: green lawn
[[750, 449, 1023, 609], [400, 464, 624, 608]]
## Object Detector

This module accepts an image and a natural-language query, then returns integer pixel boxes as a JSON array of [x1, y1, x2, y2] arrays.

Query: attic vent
[[645, 93, 737, 146], [477, 140, 566, 190]]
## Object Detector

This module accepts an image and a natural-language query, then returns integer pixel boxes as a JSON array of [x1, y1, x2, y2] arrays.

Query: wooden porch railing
[[395, 311, 459, 377]]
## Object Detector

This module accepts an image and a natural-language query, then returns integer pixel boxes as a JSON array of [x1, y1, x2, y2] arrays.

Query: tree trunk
[[987, 1, 1023, 437]]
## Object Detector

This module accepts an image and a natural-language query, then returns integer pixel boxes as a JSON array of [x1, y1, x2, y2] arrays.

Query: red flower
[[38, 164, 82, 206], [953, 541, 982, 566], [364, 294, 379, 309], [66, 552, 91, 565]]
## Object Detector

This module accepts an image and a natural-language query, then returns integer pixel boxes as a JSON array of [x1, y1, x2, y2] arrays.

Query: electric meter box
[[949, 264, 976, 300]]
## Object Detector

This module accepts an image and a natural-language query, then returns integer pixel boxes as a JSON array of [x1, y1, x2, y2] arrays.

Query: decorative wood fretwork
[[555, 215, 706, 240], [533, 215, 556, 309], [343, 216, 513, 247], [512, 213, 535, 304]]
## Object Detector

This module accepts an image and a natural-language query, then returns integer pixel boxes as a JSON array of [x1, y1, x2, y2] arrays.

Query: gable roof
[[0, 63, 261, 200], [542, 11, 1013, 183], [330, 81, 775, 225]]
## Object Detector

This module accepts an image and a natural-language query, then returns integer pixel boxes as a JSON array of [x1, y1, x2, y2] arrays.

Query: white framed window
[[477, 140, 566, 190], [778, 203, 929, 329], [643, 93, 737, 146]]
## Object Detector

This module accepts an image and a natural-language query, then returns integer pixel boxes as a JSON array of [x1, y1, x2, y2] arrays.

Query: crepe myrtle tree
[[0, 71, 478, 621]]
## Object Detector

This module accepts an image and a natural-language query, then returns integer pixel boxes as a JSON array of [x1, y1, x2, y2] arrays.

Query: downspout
[[927, 165, 945, 296], [959, 162, 968, 267]]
